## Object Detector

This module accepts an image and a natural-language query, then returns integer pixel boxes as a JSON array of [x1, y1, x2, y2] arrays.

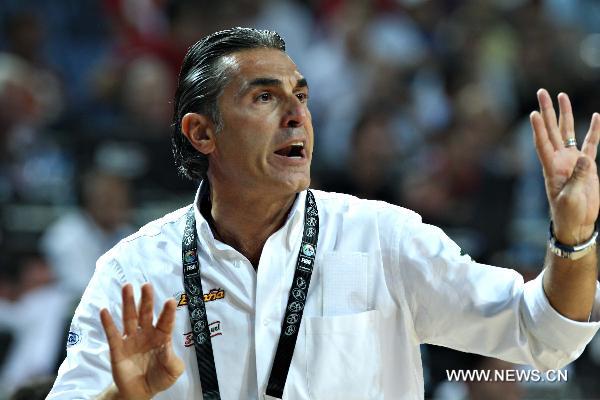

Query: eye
[[295, 92, 308, 103], [256, 92, 272, 102]]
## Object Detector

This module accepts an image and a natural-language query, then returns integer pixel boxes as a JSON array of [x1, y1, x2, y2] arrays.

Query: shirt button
[[263, 318, 271, 326]]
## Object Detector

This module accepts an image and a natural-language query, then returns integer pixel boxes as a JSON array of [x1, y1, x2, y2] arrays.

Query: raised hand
[[530, 89, 600, 245], [100, 283, 184, 400]]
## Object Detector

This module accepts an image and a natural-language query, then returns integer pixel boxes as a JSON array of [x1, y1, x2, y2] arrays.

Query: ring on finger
[[565, 137, 577, 148]]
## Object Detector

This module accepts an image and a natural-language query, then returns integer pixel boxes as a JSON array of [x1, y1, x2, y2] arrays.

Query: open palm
[[531, 89, 600, 244], [100, 283, 184, 400]]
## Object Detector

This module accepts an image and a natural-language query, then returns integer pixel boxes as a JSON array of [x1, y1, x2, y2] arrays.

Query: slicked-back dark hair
[[171, 27, 286, 181]]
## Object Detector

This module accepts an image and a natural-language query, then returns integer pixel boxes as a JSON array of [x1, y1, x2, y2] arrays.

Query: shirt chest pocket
[[305, 310, 383, 400], [320, 251, 370, 316], [303, 252, 382, 399]]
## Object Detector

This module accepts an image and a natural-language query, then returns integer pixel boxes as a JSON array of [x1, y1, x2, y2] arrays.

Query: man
[[48, 28, 600, 400], [41, 170, 134, 298]]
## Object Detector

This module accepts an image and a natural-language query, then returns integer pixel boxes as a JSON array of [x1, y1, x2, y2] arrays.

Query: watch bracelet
[[548, 221, 598, 259]]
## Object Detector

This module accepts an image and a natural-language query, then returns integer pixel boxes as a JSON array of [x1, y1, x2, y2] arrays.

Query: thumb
[[560, 156, 592, 203], [569, 156, 591, 183], [157, 341, 185, 378]]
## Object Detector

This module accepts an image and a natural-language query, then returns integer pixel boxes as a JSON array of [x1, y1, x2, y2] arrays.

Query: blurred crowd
[[0, 0, 599, 398]]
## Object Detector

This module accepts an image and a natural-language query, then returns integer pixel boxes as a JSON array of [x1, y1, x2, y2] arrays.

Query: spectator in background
[[317, 107, 403, 204], [41, 170, 134, 298], [84, 55, 194, 197], [0, 52, 70, 204], [0, 253, 70, 394], [9, 376, 55, 400]]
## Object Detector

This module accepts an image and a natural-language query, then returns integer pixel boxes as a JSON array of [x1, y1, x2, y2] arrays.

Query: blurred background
[[0, 0, 599, 398]]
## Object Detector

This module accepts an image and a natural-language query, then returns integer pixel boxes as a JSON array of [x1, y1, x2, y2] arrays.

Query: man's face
[[207, 48, 313, 197]]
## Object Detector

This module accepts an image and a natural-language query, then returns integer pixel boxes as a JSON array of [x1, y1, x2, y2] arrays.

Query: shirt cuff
[[523, 272, 600, 362]]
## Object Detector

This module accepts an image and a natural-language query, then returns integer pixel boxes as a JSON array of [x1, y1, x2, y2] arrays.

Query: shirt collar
[[285, 189, 307, 251], [192, 181, 231, 258], [192, 181, 308, 255]]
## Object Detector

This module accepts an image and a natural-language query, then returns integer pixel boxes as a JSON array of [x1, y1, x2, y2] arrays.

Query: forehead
[[224, 48, 303, 86]]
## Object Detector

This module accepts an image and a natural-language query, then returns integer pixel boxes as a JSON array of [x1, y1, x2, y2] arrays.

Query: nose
[[281, 97, 308, 128]]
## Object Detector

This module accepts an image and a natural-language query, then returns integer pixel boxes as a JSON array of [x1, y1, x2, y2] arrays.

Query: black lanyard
[[182, 190, 319, 400]]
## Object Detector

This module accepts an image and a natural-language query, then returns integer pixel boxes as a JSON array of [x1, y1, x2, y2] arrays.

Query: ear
[[181, 113, 216, 155]]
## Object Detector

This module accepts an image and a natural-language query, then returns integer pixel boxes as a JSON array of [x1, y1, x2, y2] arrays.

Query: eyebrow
[[238, 77, 309, 96]]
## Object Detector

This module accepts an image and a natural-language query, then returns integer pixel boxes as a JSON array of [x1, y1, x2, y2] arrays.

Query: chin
[[296, 177, 311, 192], [275, 173, 311, 195], [294, 171, 311, 191]]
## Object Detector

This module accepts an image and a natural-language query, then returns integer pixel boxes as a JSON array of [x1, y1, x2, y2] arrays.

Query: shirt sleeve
[[389, 212, 600, 370], [47, 254, 127, 399]]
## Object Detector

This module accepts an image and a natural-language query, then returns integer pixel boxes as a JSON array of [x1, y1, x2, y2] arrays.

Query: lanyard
[[182, 190, 319, 400]]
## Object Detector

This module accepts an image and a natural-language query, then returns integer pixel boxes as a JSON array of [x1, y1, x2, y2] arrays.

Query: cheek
[[250, 138, 273, 162], [233, 121, 275, 156], [217, 110, 279, 163], [222, 132, 271, 167]]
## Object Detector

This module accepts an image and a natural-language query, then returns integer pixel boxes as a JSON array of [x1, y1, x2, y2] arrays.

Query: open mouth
[[274, 141, 305, 158]]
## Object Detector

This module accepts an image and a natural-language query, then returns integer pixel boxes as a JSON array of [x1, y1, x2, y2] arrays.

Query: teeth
[[274, 141, 305, 157]]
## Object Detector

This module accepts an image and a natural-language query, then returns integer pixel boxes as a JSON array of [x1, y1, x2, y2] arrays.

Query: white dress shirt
[[48, 187, 600, 400], [41, 210, 134, 298]]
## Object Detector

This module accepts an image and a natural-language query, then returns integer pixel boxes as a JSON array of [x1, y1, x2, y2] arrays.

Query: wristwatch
[[548, 221, 598, 260]]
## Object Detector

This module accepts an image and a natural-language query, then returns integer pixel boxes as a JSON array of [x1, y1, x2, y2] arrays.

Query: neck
[[203, 181, 297, 268]]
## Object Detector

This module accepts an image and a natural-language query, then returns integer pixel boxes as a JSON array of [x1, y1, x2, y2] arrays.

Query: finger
[[155, 299, 178, 336], [530, 111, 554, 171], [100, 308, 124, 362], [122, 284, 138, 337], [557, 92, 575, 143], [582, 113, 600, 160], [138, 283, 154, 329], [537, 88, 563, 150]]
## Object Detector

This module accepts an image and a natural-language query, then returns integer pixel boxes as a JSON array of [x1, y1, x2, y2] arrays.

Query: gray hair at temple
[[171, 27, 286, 181]]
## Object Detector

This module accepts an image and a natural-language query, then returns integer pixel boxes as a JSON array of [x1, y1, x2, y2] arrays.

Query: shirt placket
[[254, 236, 286, 397]]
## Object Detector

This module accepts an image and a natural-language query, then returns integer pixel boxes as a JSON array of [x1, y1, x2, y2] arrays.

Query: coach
[[48, 28, 600, 400]]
